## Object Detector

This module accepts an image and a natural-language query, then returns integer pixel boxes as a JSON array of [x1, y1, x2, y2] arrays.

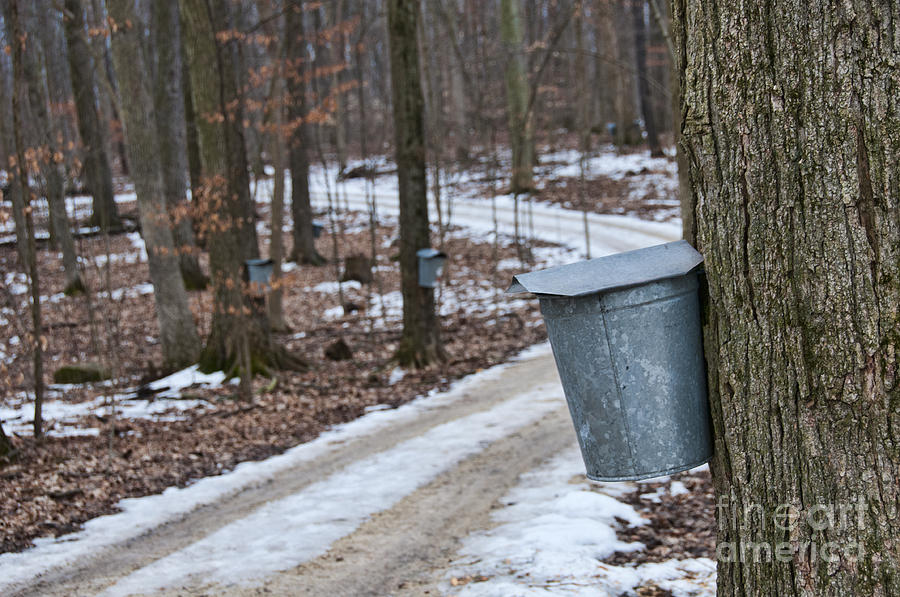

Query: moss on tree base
[[63, 276, 86, 297], [53, 363, 111, 384], [197, 340, 307, 378]]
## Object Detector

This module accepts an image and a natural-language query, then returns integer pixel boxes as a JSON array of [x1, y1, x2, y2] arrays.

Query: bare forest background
[[0, 0, 677, 514]]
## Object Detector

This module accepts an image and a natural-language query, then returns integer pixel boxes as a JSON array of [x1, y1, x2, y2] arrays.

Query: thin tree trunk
[[500, 0, 534, 193], [631, 0, 662, 157], [599, 0, 640, 146], [11, 2, 84, 294], [88, 0, 129, 177], [419, 0, 445, 247], [268, 73, 289, 332], [285, 1, 325, 266], [107, 0, 201, 370], [575, 0, 591, 259], [388, 0, 443, 368], [63, 0, 121, 232], [9, 0, 45, 439], [675, 0, 900, 594], [181, 51, 204, 209], [434, 0, 468, 162], [329, 0, 348, 172], [152, 0, 207, 290]]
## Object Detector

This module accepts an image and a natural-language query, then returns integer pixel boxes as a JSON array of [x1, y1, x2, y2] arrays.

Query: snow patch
[[444, 445, 715, 596]]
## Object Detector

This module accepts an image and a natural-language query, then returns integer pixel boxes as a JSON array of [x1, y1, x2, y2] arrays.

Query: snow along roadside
[[102, 378, 565, 595], [443, 445, 716, 597], [0, 344, 552, 592]]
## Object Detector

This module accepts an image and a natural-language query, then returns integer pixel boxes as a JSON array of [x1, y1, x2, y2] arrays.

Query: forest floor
[[1, 145, 715, 596]]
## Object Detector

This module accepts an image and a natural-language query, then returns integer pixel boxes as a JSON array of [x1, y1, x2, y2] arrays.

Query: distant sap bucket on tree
[[508, 241, 712, 481], [244, 258, 274, 288], [417, 248, 448, 288], [312, 222, 325, 239]]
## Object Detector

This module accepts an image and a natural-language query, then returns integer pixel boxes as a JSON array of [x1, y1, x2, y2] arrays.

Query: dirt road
[[4, 197, 678, 597], [9, 349, 576, 596]]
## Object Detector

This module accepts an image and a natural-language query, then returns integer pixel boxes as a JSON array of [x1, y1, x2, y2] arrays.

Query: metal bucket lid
[[507, 240, 703, 298]]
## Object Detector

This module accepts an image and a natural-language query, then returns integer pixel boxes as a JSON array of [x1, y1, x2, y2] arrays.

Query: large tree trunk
[[151, 0, 207, 291], [675, 1, 900, 595], [107, 0, 201, 371], [181, 0, 301, 374], [387, 0, 443, 368], [500, 0, 534, 193], [285, 1, 325, 266], [62, 0, 121, 232]]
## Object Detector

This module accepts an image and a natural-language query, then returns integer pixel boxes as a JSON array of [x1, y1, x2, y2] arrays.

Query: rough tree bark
[[387, 0, 444, 368], [151, 0, 207, 290], [62, 0, 121, 232], [674, 0, 900, 595], [180, 0, 302, 374], [500, 0, 534, 193], [285, 0, 325, 266], [107, 0, 201, 370]]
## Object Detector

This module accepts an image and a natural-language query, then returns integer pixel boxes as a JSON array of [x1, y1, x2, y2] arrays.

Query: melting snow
[[444, 445, 716, 596]]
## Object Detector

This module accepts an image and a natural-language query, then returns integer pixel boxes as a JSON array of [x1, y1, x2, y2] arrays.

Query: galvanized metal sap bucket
[[509, 240, 712, 481], [417, 248, 448, 288]]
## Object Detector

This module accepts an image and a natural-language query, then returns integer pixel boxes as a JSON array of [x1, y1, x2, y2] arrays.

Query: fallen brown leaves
[[0, 203, 549, 554], [602, 469, 716, 566]]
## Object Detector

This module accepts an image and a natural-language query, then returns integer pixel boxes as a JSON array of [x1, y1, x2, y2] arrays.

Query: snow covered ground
[[443, 448, 715, 596], [0, 366, 226, 438]]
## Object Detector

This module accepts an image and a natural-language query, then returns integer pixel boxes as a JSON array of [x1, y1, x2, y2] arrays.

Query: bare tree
[[631, 0, 662, 156], [387, 0, 443, 367], [62, 0, 121, 232], [500, 0, 533, 193], [8, 0, 46, 438], [181, 0, 303, 374], [151, 0, 207, 290], [285, 0, 325, 266], [107, 0, 201, 370], [5, 1, 84, 295]]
